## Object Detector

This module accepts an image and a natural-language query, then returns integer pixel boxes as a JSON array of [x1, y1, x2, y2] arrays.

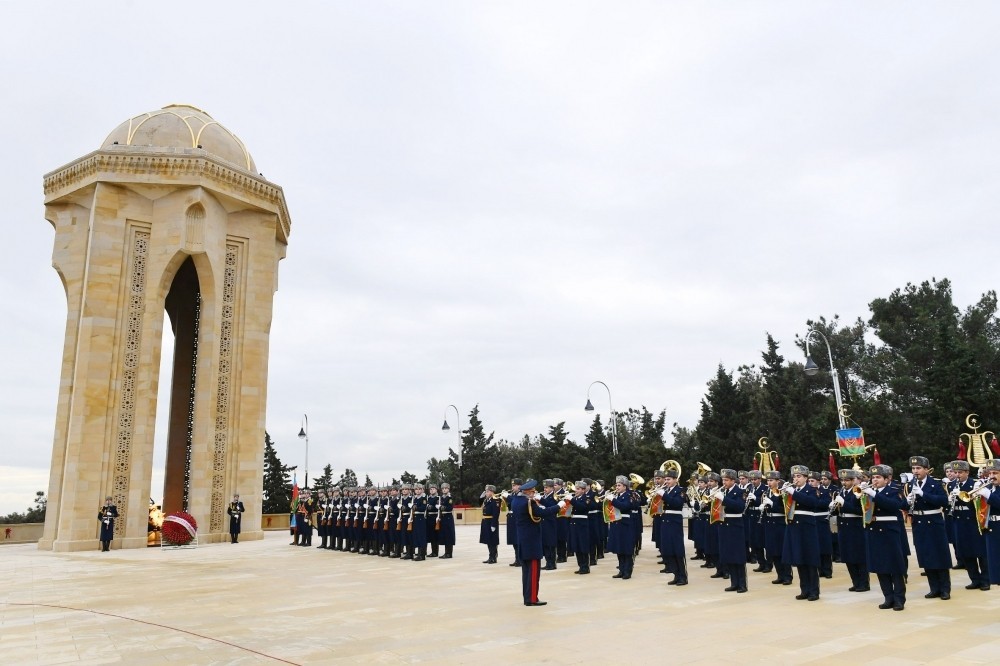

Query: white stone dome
[[101, 104, 256, 172]]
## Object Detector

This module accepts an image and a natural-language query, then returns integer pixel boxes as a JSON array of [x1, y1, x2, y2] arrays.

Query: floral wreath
[[161, 511, 198, 545]]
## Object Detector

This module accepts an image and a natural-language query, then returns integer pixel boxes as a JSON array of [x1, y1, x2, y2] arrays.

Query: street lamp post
[[803, 329, 847, 430], [442, 404, 462, 503], [584, 380, 618, 455], [297, 414, 309, 489]]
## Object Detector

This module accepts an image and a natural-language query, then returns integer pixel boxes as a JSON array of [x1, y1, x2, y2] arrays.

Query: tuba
[[629, 473, 645, 491]]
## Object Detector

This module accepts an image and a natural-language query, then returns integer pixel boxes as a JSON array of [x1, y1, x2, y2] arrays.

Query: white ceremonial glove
[[761, 496, 773, 508], [899, 472, 914, 484], [828, 501, 838, 511], [491, 526, 496, 532], [559, 500, 569, 508], [605, 493, 616, 501], [976, 486, 992, 499], [656, 489, 666, 497], [712, 491, 725, 501], [912, 485, 924, 496], [781, 486, 793, 496], [863, 487, 877, 497], [834, 495, 845, 507]]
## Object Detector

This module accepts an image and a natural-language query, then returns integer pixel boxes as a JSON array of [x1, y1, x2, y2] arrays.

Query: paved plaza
[[3, 525, 1000, 664]]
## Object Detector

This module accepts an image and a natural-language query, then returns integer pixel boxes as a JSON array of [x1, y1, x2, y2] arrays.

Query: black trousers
[[877, 573, 906, 606], [796, 565, 819, 596], [925, 568, 951, 595], [727, 563, 747, 590], [962, 556, 988, 587], [846, 562, 869, 589]]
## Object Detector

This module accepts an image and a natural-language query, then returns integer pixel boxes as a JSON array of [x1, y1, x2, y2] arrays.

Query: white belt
[[911, 508, 943, 516], [871, 516, 898, 522], [588, 510, 600, 514], [792, 510, 825, 517], [746, 506, 760, 511], [840, 513, 861, 518], [571, 515, 589, 520], [989, 515, 1000, 522], [617, 515, 631, 519], [661, 510, 683, 515], [952, 506, 970, 511], [768, 512, 784, 518]]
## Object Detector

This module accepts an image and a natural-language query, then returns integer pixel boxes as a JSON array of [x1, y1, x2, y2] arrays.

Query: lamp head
[[298, 427, 306, 439], [803, 356, 820, 376], [441, 419, 450, 431], [584, 399, 595, 412]]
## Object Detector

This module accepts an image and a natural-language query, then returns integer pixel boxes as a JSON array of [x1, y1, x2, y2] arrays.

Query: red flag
[[828, 453, 839, 481], [752, 457, 759, 471], [991, 437, 1000, 457], [873, 447, 881, 465], [774, 454, 780, 471], [958, 439, 967, 461]]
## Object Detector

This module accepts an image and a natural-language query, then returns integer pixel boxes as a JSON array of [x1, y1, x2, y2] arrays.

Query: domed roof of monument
[[101, 104, 256, 172]]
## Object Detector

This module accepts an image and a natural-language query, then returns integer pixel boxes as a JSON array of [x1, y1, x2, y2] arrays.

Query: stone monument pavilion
[[39, 105, 291, 551]]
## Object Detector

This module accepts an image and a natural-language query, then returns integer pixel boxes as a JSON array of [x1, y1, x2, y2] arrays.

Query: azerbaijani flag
[[289, 473, 299, 530], [603, 499, 622, 523], [836, 427, 866, 456]]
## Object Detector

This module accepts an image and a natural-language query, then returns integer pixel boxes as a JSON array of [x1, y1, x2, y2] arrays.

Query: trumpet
[[957, 480, 984, 503]]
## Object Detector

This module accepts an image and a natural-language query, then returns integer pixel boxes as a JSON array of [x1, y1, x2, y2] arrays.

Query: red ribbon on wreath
[[162, 511, 198, 545]]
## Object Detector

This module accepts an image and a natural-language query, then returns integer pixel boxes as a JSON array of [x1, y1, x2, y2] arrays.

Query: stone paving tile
[[3, 526, 1000, 664]]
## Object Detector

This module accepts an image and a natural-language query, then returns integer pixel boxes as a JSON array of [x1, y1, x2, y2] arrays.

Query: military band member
[[98, 496, 118, 552], [746, 471, 768, 572], [942, 462, 958, 562], [690, 476, 708, 562], [656, 469, 688, 585], [907, 456, 952, 599], [510, 479, 568, 606], [781, 465, 824, 600], [760, 471, 792, 585], [950, 460, 990, 591], [480, 485, 500, 564], [583, 478, 602, 566], [703, 473, 723, 577], [507, 478, 523, 567], [810, 472, 834, 579], [540, 479, 558, 570], [596, 479, 609, 556], [977, 459, 1000, 584], [569, 481, 593, 574], [227, 493, 245, 544], [738, 470, 752, 562], [553, 478, 571, 563], [716, 469, 748, 593], [859, 464, 908, 610], [606, 476, 636, 579], [630, 479, 645, 557], [650, 470, 665, 553], [832, 470, 870, 591], [437, 483, 456, 559]]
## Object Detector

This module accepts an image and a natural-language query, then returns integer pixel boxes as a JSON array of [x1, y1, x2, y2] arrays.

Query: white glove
[[899, 472, 914, 484], [828, 501, 838, 511], [863, 487, 877, 497], [781, 485, 793, 496], [761, 496, 773, 508], [976, 486, 992, 499], [712, 491, 725, 501], [656, 489, 666, 497], [605, 493, 616, 501], [559, 500, 569, 508], [912, 484, 923, 496], [833, 495, 845, 507], [491, 526, 496, 532]]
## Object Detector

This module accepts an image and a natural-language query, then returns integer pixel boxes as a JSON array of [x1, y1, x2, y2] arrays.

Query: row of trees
[[0, 491, 47, 524], [261, 278, 1000, 507]]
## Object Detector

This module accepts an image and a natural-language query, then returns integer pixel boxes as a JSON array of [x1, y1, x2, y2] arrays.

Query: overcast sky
[[3, 2, 999, 514]]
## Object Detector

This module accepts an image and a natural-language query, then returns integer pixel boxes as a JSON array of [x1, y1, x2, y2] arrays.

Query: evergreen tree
[[400, 471, 418, 484], [693, 364, 752, 470], [313, 464, 334, 491], [262, 432, 294, 513], [458, 405, 497, 502], [337, 468, 358, 487]]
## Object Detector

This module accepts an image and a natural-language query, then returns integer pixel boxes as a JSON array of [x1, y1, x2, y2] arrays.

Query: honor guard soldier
[[569, 481, 593, 574], [540, 479, 559, 570], [832, 470, 870, 591], [716, 469, 748, 592], [656, 468, 688, 585], [510, 479, 568, 606], [950, 460, 990, 591], [859, 464, 908, 610], [781, 465, 825, 600], [314, 489, 328, 549], [746, 471, 768, 572], [907, 456, 952, 599], [410, 483, 428, 561], [98, 496, 118, 552], [398, 484, 412, 559], [328, 487, 342, 551], [426, 484, 441, 557], [760, 471, 792, 585], [437, 483, 456, 558], [606, 476, 636, 579], [344, 487, 357, 551], [387, 485, 401, 558], [553, 478, 570, 563], [976, 459, 1000, 585], [377, 486, 391, 556], [507, 478, 523, 567], [366, 487, 379, 554], [227, 493, 245, 544], [480, 485, 500, 563]]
